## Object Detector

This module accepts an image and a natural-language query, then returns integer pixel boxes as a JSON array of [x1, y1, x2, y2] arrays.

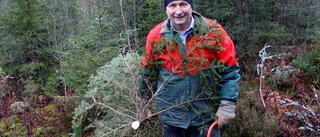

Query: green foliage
[[252, 25, 295, 45], [57, 0, 132, 95], [136, 0, 166, 47], [39, 0, 81, 96], [0, 0, 58, 98], [0, 120, 5, 133], [0, 115, 27, 137], [194, 0, 320, 70], [293, 44, 320, 87], [72, 100, 94, 137], [43, 73, 61, 96], [275, 0, 320, 42], [59, 35, 120, 95], [222, 93, 279, 137]]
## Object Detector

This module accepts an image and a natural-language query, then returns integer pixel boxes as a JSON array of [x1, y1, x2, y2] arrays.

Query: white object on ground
[[131, 121, 140, 130]]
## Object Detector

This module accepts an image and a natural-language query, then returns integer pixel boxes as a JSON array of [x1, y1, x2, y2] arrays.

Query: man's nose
[[175, 7, 183, 14]]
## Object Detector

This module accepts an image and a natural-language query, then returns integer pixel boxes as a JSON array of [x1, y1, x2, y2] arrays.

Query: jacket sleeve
[[219, 65, 240, 102], [216, 26, 241, 102]]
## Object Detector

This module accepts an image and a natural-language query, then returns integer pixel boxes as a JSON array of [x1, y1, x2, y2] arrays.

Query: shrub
[[222, 92, 279, 137], [292, 44, 320, 88]]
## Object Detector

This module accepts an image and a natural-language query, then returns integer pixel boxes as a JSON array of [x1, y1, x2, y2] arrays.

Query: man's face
[[166, 0, 192, 30]]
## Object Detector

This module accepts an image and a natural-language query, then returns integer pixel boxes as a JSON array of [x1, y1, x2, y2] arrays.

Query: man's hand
[[215, 100, 236, 129]]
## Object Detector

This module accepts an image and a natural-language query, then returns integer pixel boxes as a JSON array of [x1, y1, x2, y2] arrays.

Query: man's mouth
[[174, 14, 185, 18], [174, 16, 185, 19]]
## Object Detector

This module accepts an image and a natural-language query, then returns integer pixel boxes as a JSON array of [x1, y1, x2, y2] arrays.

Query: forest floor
[[235, 44, 320, 136]]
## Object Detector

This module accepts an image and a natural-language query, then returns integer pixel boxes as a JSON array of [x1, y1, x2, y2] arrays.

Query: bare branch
[[257, 44, 288, 108], [94, 101, 135, 120], [101, 123, 131, 137]]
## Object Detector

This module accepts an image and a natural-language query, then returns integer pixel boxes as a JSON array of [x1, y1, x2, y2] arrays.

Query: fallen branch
[[257, 44, 287, 108]]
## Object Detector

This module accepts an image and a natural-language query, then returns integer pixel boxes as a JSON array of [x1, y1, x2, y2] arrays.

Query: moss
[[10, 115, 20, 123], [33, 127, 53, 136], [1, 121, 27, 136], [12, 123, 26, 134], [0, 120, 7, 133], [43, 116, 55, 121], [0, 120, 6, 127], [44, 104, 59, 115]]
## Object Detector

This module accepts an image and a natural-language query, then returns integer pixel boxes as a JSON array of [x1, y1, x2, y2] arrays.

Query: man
[[140, 0, 240, 136]]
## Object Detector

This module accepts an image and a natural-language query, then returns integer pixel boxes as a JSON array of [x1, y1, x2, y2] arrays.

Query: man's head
[[164, 0, 193, 32]]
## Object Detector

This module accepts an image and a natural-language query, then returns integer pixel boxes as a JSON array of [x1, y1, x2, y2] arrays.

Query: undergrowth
[[0, 70, 78, 136], [1, 44, 319, 136], [222, 90, 279, 137]]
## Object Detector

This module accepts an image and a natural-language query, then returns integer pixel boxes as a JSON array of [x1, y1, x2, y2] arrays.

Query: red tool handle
[[207, 120, 218, 137]]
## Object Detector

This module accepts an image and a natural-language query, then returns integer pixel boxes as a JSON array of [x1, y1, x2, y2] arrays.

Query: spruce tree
[[59, 0, 132, 95], [136, 0, 166, 47], [40, 0, 81, 96], [0, 0, 57, 97]]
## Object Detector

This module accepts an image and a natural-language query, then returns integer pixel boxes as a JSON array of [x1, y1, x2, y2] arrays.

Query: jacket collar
[[160, 11, 210, 35]]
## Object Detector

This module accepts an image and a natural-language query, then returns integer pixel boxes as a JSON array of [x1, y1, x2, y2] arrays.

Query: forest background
[[0, 0, 319, 136]]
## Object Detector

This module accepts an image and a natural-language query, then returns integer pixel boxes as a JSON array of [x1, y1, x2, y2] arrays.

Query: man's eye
[[181, 3, 188, 6]]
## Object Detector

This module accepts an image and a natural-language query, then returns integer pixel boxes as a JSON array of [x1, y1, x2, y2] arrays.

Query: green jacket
[[140, 12, 240, 129]]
